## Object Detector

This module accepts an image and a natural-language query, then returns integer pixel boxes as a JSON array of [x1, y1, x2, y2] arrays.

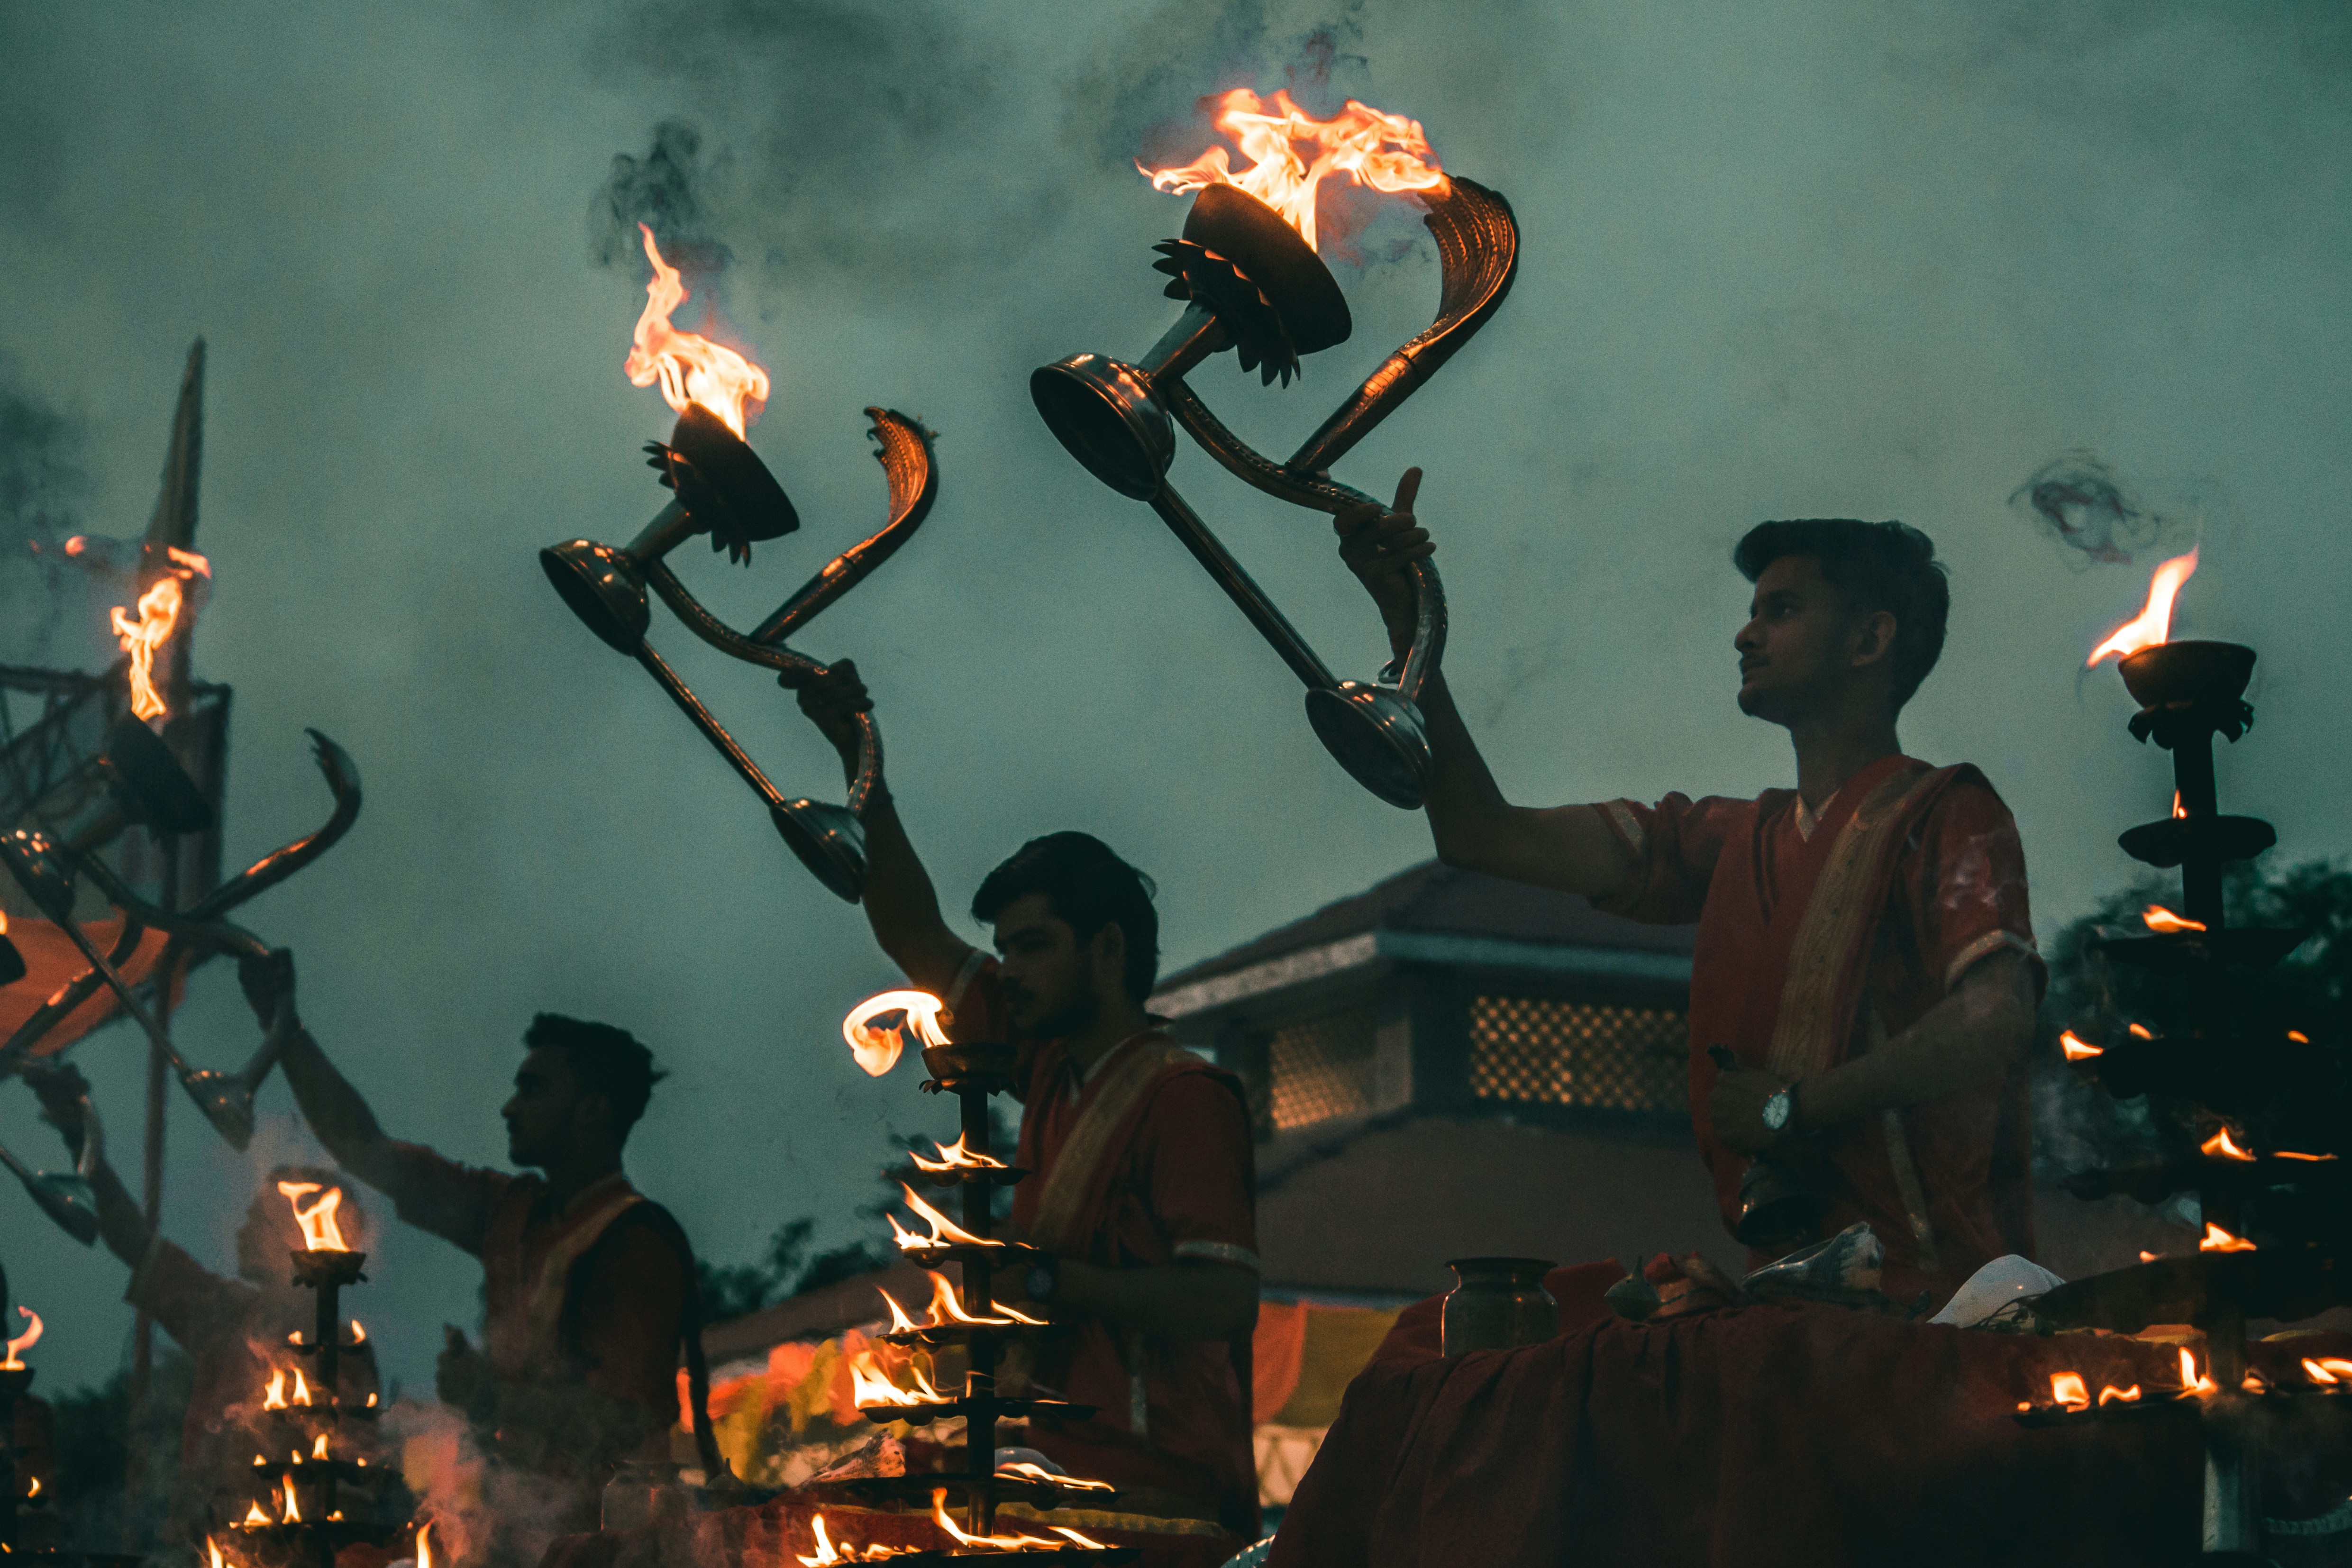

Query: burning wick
[[311, 1434, 329, 1461], [928, 1486, 1107, 1552], [2289, 1030, 2312, 1044], [415, 1520, 433, 1568], [2276, 1150, 2338, 1162], [887, 1183, 1002, 1255], [263, 1369, 288, 1410], [994, 1460, 1114, 1492], [2304, 1358, 2352, 1384], [292, 1368, 313, 1406], [109, 547, 211, 722], [2098, 1384, 2142, 1405], [2127, 1023, 2154, 1040], [2059, 1030, 2103, 1062], [241, 1502, 269, 1528], [2180, 1348, 2218, 1396], [2, 1306, 41, 1369], [25, 1477, 38, 1498], [278, 1180, 349, 1252], [2050, 1371, 2091, 1411], [625, 225, 770, 440], [909, 1132, 1008, 1174], [207, 1538, 227, 1568], [1140, 89, 1449, 253], [2087, 547, 2199, 666], [2142, 905, 2206, 934], [2200, 1128, 2257, 1163], [2200, 1222, 2257, 1254], [841, 990, 949, 1079], [2172, 792, 2188, 820], [846, 1348, 945, 1409]]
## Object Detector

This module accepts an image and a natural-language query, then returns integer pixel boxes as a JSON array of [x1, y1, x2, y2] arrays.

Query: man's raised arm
[[794, 661, 975, 994], [243, 951, 404, 1195], [1333, 470, 1634, 897], [23, 1063, 155, 1267]]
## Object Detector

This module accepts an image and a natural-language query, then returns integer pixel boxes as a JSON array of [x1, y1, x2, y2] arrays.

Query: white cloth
[[1929, 1253, 2066, 1327]]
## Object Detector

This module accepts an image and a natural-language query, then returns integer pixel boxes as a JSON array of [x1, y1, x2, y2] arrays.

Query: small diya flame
[[887, 1183, 1002, 1254], [847, 1348, 944, 1409], [2, 1306, 41, 1368], [909, 1133, 1008, 1174], [2088, 547, 2198, 666], [281, 1484, 301, 1524], [2050, 1371, 2091, 1411], [2276, 1149, 2338, 1162], [241, 1502, 270, 1528], [2289, 1030, 2312, 1044], [416, 1520, 433, 1568], [794, 1513, 918, 1565], [110, 547, 210, 722], [994, 1461, 1114, 1493], [2180, 1348, 2218, 1395], [2097, 1383, 2142, 1405], [1140, 88, 1448, 253], [25, 1477, 38, 1498], [2143, 905, 2206, 934], [625, 225, 770, 440], [2127, 1022, 2155, 1040], [292, 1368, 313, 1406], [2200, 1222, 2257, 1254], [2060, 1030, 2103, 1062], [841, 991, 949, 1079], [2201, 1127, 2257, 1163], [311, 1434, 329, 1461], [262, 1368, 288, 1410], [277, 1180, 349, 1251], [2172, 792, 2188, 820], [2304, 1358, 2352, 1384], [207, 1536, 227, 1568], [350, 1320, 367, 1344], [929, 1487, 1109, 1552]]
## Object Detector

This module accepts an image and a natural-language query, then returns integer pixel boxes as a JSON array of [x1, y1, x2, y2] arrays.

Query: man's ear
[[1848, 610, 1898, 672], [1093, 921, 1128, 991]]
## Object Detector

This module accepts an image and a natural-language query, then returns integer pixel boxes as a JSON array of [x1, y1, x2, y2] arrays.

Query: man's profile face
[[502, 1046, 589, 1168], [1733, 554, 1865, 725], [989, 893, 1100, 1041]]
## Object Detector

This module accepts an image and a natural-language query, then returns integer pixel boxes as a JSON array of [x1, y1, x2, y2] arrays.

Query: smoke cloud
[[0, 354, 88, 663], [590, 119, 734, 282], [2008, 451, 2168, 565]]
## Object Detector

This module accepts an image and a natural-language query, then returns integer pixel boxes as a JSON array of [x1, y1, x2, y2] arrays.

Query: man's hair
[[1733, 519, 1950, 711], [971, 832, 1161, 1002], [523, 1013, 666, 1133]]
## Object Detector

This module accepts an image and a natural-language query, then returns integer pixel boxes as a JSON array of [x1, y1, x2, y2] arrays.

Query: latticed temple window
[[1467, 995, 1687, 1113], [1267, 1005, 1380, 1130]]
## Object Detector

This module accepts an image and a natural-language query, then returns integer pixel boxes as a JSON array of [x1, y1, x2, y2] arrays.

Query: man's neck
[[1061, 999, 1155, 1079], [536, 1154, 625, 1213], [1787, 711, 1903, 813]]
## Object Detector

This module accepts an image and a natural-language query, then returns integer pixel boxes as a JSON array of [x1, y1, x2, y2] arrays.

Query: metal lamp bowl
[[2117, 640, 2256, 709], [1030, 354, 1176, 500], [1305, 683, 1432, 809], [1181, 184, 1352, 357], [103, 717, 214, 836], [770, 800, 867, 905], [667, 403, 800, 543], [540, 539, 652, 654]]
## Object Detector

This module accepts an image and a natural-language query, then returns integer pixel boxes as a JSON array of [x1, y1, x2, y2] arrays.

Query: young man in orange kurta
[[797, 677, 1261, 1539], [1338, 484, 2042, 1300]]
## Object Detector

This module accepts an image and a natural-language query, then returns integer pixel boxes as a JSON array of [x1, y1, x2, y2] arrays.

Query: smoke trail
[[0, 352, 89, 662], [589, 119, 733, 281], [2008, 451, 2166, 565]]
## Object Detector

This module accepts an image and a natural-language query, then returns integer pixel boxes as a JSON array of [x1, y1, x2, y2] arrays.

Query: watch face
[[1763, 1090, 1790, 1131]]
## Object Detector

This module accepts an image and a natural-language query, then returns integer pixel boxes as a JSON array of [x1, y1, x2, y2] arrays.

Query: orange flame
[[2201, 1128, 2257, 1163], [889, 1183, 1003, 1255], [312, 1434, 329, 1461], [292, 1368, 312, 1406], [841, 991, 949, 1079], [2128, 1022, 2155, 1039], [262, 1369, 287, 1410], [2172, 792, 2187, 820], [927, 1487, 1098, 1552], [109, 549, 210, 722], [2288, 1030, 2311, 1044], [2097, 1384, 2141, 1405], [207, 1537, 227, 1568], [2200, 1223, 2256, 1254], [993, 1460, 1115, 1493], [875, 1287, 924, 1336], [2143, 905, 2206, 934], [241, 1502, 269, 1528], [2050, 1371, 2090, 1411], [1140, 89, 1449, 252], [2088, 548, 2198, 666], [847, 1349, 943, 1409], [797, 1515, 843, 1567], [280, 1485, 301, 1524], [2, 1307, 40, 1369], [909, 1133, 1008, 1174], [2059, 1030, 2103, 1062], [25, 1477, 38, 1498], [625, 226, 770, 440], [2140, 1250, 2160, 1263], [416, 1521, 433, 1568], [2179, 1347, 2218, 1395], [277, 1181, 349, 1251], [2276, 1150, 2338, 1162]]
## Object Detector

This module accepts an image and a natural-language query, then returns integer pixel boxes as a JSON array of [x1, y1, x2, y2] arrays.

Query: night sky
[[2, 0, 2346, 1398]]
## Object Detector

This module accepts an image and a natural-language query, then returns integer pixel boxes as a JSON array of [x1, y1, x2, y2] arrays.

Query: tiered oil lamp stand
[[231, 1247, 386, 1568], [808, 1040, 1136, 1562], [2017, 638, 2343, 1564]]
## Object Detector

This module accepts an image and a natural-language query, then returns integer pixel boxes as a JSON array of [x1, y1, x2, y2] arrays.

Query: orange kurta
[[1597, 754, 2043, 1294]]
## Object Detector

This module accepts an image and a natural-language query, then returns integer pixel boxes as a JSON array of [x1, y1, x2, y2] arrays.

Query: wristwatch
[[1761, 1085, 1800, 1139], [1024, 1256, 1059, 1303]]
